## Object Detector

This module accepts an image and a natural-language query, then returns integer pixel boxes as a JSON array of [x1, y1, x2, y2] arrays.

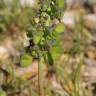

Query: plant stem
[[38, 58, 44, 96]]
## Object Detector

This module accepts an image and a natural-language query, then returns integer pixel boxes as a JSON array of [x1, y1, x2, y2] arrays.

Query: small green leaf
[[56, 0, 65, 9], [0, 89, 6, 96], [53, 22, 65, 33], [20, 54, 32, 67], [51, 46, 63, 59], [35, 31, 43, 44]]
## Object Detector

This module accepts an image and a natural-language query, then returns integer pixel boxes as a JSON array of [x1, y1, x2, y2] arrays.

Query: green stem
[[38, 58, 44, 96]]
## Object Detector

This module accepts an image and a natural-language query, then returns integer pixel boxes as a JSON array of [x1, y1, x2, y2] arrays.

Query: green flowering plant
[[0, 0, 65, 95]]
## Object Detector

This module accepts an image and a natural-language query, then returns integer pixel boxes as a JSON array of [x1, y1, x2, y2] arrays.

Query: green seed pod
[[47, 51, 53, 65]]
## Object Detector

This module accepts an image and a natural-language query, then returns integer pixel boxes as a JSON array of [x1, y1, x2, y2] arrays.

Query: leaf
[[0, 90, 6, 96], [53, 22, 65, 33], [35, 31, 43, 44], [51, 45, 63, 59], [20, 54, 32, 68], [56, 0, 65, 9], [0, 24, 6, 33]]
